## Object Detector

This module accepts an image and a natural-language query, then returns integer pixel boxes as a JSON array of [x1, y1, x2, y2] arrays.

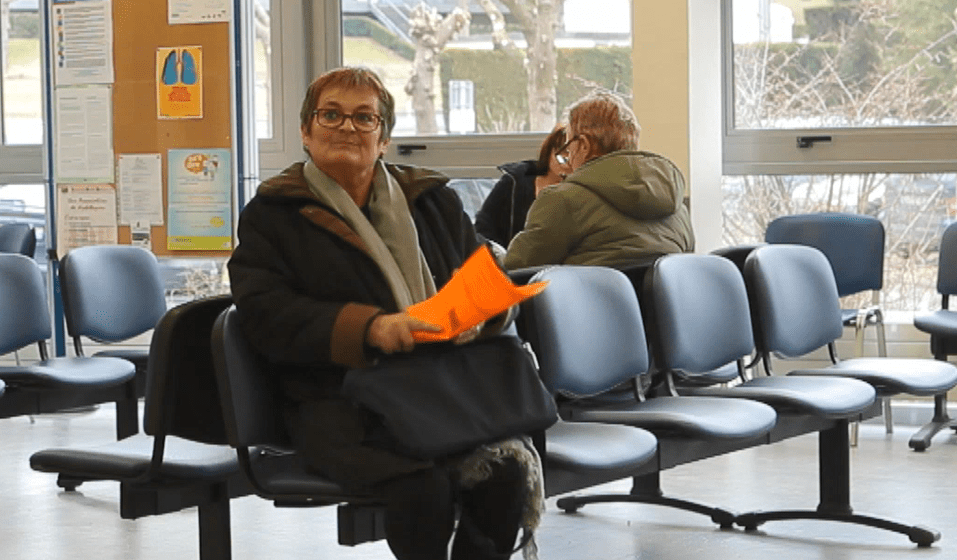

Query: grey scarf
[[303, 159, 436, 307]]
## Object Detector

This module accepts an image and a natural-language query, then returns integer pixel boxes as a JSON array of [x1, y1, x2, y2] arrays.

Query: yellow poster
[[156, 46, 202, 119]]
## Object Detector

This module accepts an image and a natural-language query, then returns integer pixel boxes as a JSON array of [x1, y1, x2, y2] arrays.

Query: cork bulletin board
[[110, 0, 233, 256]]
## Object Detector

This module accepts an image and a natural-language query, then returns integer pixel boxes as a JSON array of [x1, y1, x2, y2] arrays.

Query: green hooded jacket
[[504, 150, 694, 270]]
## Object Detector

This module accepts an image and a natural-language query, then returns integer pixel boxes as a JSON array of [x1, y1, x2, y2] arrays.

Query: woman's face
[[301, 85, 389, 174]]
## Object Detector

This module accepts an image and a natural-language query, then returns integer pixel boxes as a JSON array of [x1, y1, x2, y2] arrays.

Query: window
[[0, 183, 46, 264], [0, 1, 44, 183], [253, 0, 273, 140], [332, 0, 632, 176], [2, 2, 43, 145], [722, 0, 957, 312], [724, 0, 957, 174], [341, 0, 631, 138], [721, 172, 956, 313]]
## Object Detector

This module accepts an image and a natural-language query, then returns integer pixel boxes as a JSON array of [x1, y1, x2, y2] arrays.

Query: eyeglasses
[[554, 136, 579, 165], [312, 108, 382, 132]]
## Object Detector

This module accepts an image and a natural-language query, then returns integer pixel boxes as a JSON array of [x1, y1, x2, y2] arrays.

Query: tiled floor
[[2, 405, 956, 560]]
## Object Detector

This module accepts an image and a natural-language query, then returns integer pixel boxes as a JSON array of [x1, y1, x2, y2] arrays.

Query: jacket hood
[[257, 160, 449, 206], [564, 151, 686, 220]]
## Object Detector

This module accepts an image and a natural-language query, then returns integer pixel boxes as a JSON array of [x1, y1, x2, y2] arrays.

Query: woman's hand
[[367, 313, 441, 354], [452, 321, 484, 345]]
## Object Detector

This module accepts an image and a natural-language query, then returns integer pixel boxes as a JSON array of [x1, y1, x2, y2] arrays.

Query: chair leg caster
[[57, 477, 83, 491], [555, 497, 580, 514], [908, 526, 941, 547]]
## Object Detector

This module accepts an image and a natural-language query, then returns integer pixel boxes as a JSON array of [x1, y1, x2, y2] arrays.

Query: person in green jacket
[[504, 90, 694, 270]]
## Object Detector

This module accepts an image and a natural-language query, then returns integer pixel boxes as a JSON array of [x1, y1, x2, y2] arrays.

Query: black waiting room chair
[[211, 304, 662, 548], [211, 305, 388, 546], [645, 252, 938, 546], [30, 295, 242, 560], [519, 265, 777, 527], [912, 220, 957, 441], [0, 253, 138, 439], [59, 245, 168, 398], [744, 244, 957, 452]]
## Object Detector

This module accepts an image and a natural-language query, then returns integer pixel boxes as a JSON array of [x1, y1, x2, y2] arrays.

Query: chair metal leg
[[555, 471, 738, 529], [852, 309, 892, 437], [735, 420, 940, 547], [908, 393, 955, 452], [874, 313, 893, 434], [198, 482, 232, 560]]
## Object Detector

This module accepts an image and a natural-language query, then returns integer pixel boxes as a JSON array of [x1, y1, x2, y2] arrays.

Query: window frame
[[720, 0, 957, 177]]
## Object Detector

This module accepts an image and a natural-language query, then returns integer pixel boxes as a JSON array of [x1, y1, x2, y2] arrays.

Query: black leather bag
[[342, 335, 558, 460]]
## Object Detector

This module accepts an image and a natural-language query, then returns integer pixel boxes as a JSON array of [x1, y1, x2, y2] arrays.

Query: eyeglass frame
[[311, 108, 383, 132], [554, 135, 580, 166]]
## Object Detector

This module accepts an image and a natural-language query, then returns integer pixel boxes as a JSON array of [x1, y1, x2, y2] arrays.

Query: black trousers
[[378, 457, 525, 560]]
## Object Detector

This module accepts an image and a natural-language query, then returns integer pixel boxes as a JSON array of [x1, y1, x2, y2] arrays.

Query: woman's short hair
[[299, 67, 397, 141], [535, 125, 567, 173], [564, 90, 640, 156]]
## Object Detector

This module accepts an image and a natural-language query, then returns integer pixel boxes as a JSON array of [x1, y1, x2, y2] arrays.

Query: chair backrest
[[0, 223, 37, 258], [0, 253, 51, 355], [936, 221, 957, 297], [744, 244, 844, 358], [520, 266, 648, 398], [648, 254, 754, 375], [710, 243, 763, 274], [60, 245, 167, 343], [211, 305, 287, 449], [143, 294, 232, 444], [764, 212, 884, 297]]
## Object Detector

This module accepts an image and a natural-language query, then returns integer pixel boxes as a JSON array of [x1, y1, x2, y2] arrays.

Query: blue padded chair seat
[[682, 376, 876, 420], [565, 396, 776, 440], [30, 434, 238, 480], [0, 356, 135, 389], [92, 348, 149, 367], [914, 311, 957, 337], [789, 357, 957, 397], [545, 420, 657, 475]]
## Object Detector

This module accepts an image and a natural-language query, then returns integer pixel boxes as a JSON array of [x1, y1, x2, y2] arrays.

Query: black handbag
[[342, 335, 558, 460]]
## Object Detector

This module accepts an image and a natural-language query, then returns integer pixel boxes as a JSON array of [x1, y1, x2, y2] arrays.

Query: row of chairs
[[14, 219, 957, 557], [32, 245, 944, 558], [0, 245, 167, 446], [518, 245, 949, 546], [730, 212, 957, 450]]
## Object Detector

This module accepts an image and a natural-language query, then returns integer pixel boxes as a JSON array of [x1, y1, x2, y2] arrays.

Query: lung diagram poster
[[156, 46, 203, 119]]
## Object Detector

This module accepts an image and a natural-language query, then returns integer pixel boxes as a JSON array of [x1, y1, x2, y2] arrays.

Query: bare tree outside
[[726, 0, 957, 312], [488, 0, 561, 131], [406, 3, 471, 134]]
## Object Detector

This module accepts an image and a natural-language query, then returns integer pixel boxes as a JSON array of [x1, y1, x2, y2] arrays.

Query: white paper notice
[[56, 86, 114, 183], [118, 154, 164, 226], [56, 184, 118, 258], [169, 0, 231, 24], [53, 0, 114, 85]]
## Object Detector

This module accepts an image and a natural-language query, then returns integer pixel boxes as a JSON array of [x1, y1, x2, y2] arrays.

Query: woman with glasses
[[228, 67, 536, 560], [474, 125, 571, 249], [504, 90, 695, 271]]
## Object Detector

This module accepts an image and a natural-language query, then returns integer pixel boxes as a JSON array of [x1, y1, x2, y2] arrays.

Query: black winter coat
[[473, 160, 539, 248], [228, 161, 480, 488]]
